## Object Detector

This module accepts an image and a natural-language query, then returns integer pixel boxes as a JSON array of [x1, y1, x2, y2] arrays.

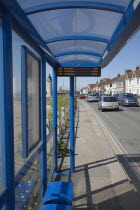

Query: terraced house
[[83, 66, 140, 96], [125, 67, 140, 95]]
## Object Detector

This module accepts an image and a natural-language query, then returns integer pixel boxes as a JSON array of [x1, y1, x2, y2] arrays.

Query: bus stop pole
[[53, 68, 58, 171], [70, 76, 75, 173]]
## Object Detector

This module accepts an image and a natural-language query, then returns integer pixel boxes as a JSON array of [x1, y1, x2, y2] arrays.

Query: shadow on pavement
[[117, 154, 140, 196], [72, 157, 139, 210], [74, 158, 117, 173]]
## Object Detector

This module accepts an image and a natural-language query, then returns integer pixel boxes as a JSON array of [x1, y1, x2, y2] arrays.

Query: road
[[82, 99, 140, 192]]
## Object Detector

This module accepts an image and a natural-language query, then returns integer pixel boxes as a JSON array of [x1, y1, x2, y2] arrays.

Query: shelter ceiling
[[16, 0, 140, 67]]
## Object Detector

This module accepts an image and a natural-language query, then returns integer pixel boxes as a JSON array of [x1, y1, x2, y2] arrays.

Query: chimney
[[117, 73, 121, 78], [125, 69, 132, 74], [136, 66, 140, 71]]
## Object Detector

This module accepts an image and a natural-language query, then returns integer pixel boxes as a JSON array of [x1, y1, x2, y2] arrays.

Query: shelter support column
[[53, 68, 58, 171], [41, 56, 47, 194], [70, 76, 75, 173], [2, 13, 15, 209]]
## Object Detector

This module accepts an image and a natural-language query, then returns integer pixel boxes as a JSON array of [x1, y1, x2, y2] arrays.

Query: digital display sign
[[57, 67, 101, 77]]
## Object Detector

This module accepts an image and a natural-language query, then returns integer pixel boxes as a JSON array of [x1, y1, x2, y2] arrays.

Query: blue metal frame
[[55, 51, 101, 58], [21, 45, 41, 158], [2, 12, 15, 210], [70, 77, 75, 173], [41, 55, 47, 195], [21, 45, 28, 158], [0, 189, 8, 209], [60, 61, 99, 67], [25, 2, 125, 15], [46, 36, 109, 44], [52, 68, 58, 171], [0, 16, 5, 193]]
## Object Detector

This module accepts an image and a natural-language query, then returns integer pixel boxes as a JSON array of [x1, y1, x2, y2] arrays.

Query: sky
[[46, 29, 140, 91]]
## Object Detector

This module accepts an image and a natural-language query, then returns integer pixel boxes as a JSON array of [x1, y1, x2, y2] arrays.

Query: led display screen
[[57, 67, 101, 77]]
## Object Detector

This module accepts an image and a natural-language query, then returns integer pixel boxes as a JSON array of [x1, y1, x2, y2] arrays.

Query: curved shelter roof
[[9, 0, 140, 67]]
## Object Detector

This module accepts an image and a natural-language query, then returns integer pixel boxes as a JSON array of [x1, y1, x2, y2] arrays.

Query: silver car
[[98, 96, 119, 112], [118, 93, 139, 106], [87, 94, 100, 102]]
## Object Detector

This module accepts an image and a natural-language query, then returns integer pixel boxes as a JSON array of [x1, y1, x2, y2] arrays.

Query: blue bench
[[40, 173, 73, 210]]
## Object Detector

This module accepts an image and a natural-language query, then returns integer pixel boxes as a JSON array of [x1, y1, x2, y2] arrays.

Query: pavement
[[58, 99, 140, 210], [86, 100, 140, 196]]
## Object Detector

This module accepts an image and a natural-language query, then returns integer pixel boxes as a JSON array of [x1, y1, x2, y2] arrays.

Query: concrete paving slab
[[58, 100, 140, 209]]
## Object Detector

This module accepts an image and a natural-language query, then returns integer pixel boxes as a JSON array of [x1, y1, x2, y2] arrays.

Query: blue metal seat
[[40, 204, 71, 210], [40, 173, 73, 210]]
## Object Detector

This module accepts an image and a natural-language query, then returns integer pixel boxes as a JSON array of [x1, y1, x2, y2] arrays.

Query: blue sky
[[46, 29, 140, 91]]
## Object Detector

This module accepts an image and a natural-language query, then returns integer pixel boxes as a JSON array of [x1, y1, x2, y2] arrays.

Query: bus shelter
[[0, 0, 140, 209]]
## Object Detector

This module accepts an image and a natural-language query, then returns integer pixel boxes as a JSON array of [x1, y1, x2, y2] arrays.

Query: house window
[[129, 80, 131, 85], [137, 89, 139, 95], [137, 78, 139, 85]]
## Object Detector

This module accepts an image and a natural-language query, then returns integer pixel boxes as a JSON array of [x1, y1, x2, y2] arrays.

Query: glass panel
[[48, 40, 107, 55], [12, 30, 40, 173], [17, 0, 131, 10], [27, 53, 41, 152], [0, 18, 3, 192], [15, 153, 42, 210], [47, 130, 55, 183], [57, 54, 100, 63], [46, 63, 53, 133], [28, 9, 122, 41]]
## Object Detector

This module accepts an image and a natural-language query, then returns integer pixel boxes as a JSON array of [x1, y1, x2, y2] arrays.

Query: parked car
[[83, 94, 88, 98], [100, 94, 111, 97], [79, 95, 85, 99], [98, 96, 119, 111], [113, 93, 119, 100], [118, 93, 139, 106], [87, 93, 100, 102]]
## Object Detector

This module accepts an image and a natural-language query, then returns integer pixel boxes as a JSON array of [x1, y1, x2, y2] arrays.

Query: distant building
[[79, 66, 140, 96], [116, 74, 125, 94], [58, 87, 69, 96], [83, 87, 88, 94], [125, 67, 140, 95], [88, 84, 96, 93], [132, 66, 140, 95], [125, 70, 133, 93], [104, 79, 111, 94], [110, 77, 117, 95], [98, 78, 110, 94], [80, 89, 83, 94]]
